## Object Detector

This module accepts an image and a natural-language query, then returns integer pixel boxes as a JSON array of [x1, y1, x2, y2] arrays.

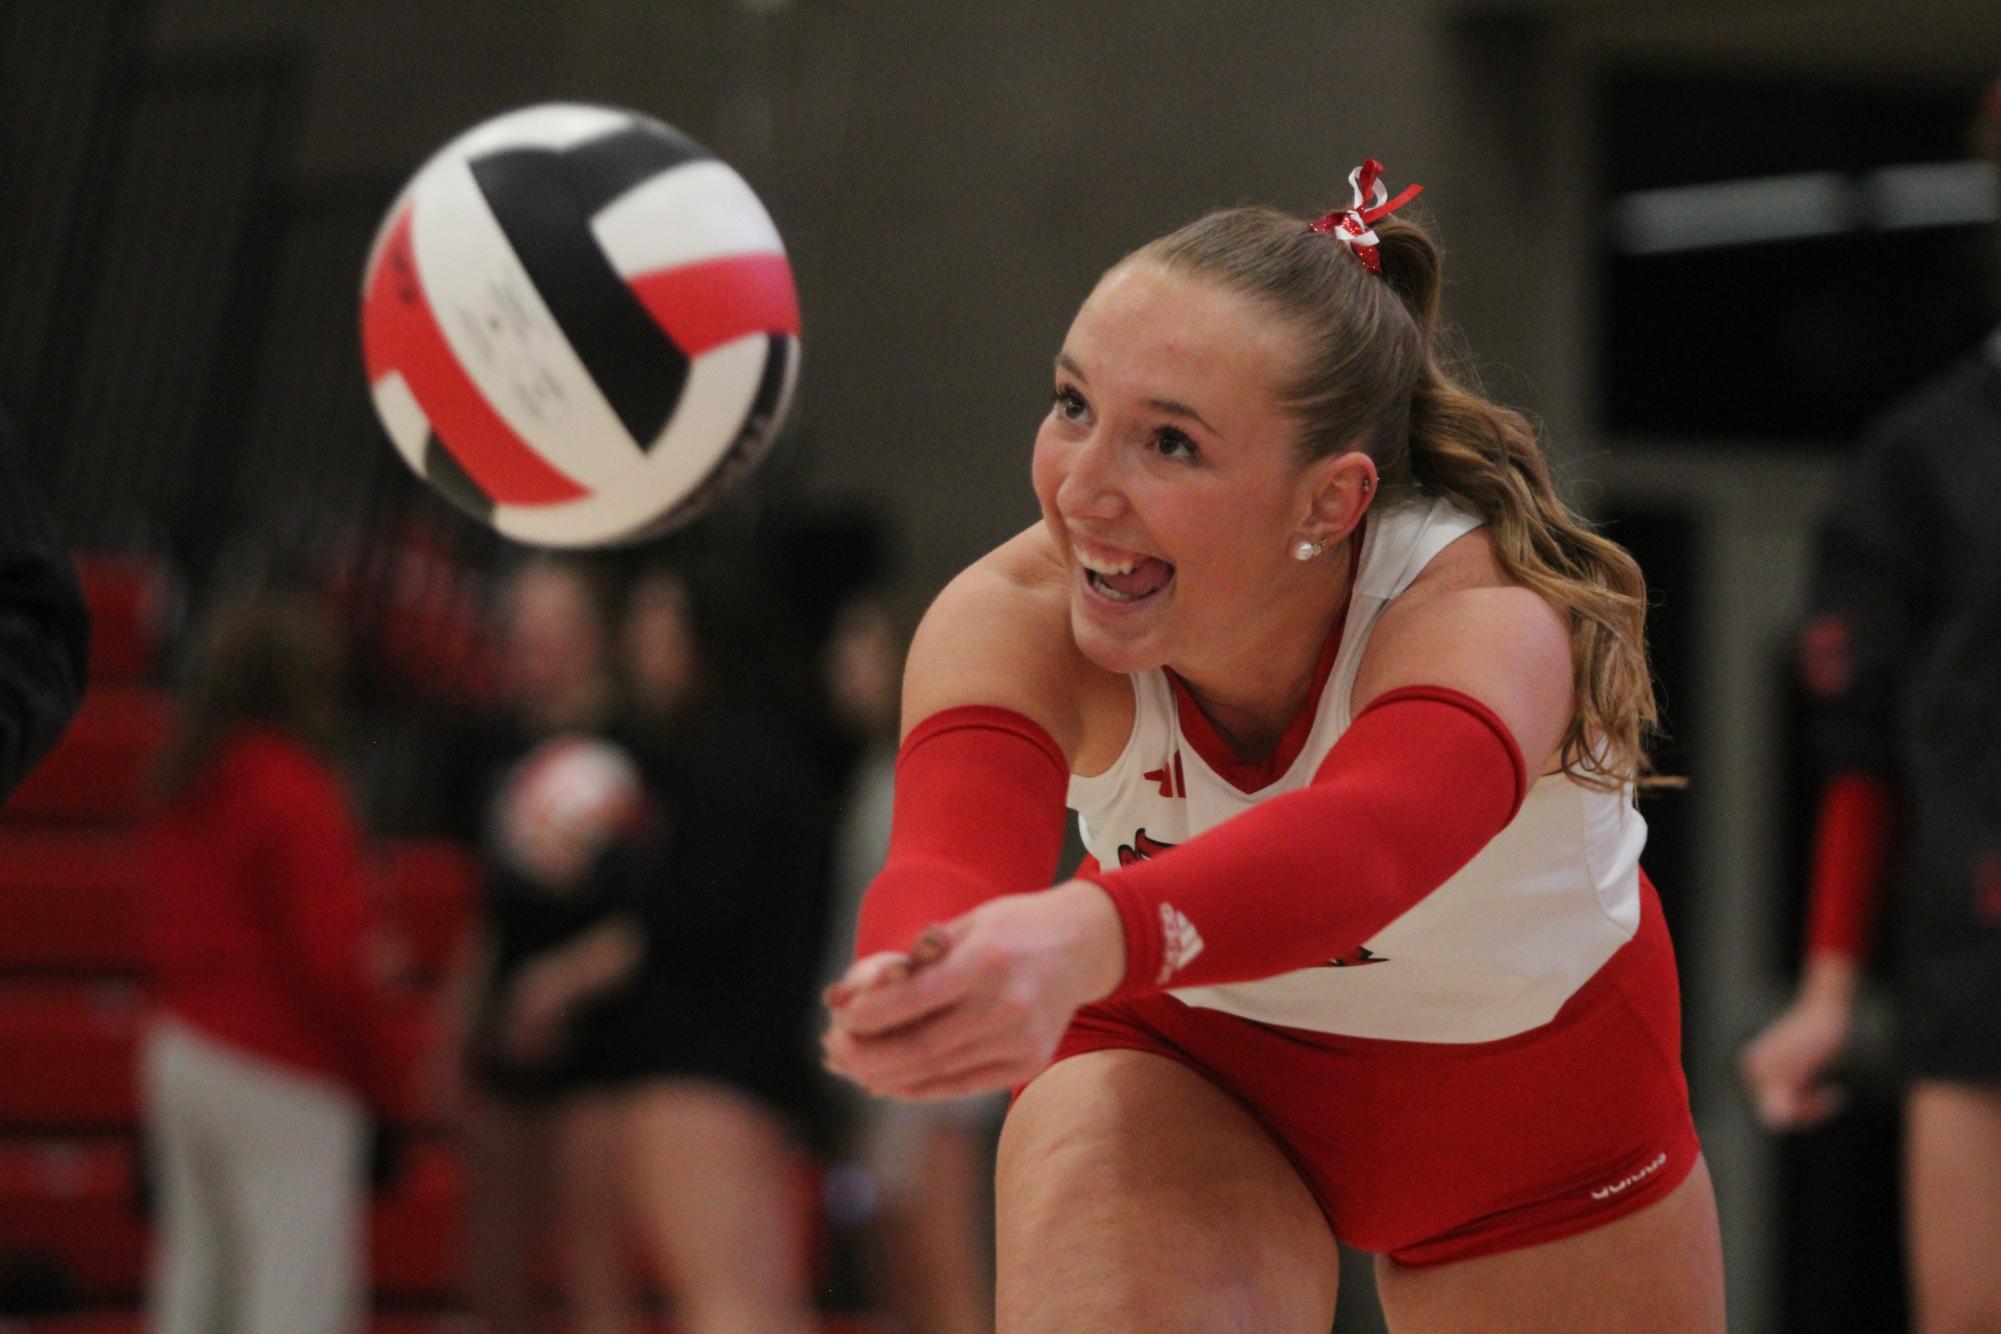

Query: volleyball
[[494, 734, 644, 889], [360, 103, 800, 547]]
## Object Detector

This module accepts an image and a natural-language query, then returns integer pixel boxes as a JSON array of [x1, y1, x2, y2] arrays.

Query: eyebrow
[[1054, 352, 1224, 438]]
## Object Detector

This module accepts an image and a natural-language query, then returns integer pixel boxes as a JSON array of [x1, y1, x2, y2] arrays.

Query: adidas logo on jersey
[[1156, 903, 1205, 984], [1143, 753, 1186, 798]]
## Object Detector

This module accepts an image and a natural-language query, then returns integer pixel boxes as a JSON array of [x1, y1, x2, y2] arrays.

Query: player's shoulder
[[1369, 576, 1570, 677], [904, 525, 1111, 761], [1356, 524, 1572, 763], [930, 523, 1072, 623]]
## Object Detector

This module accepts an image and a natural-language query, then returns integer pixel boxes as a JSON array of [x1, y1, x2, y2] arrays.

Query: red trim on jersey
[[361, 207, 588, 505], [627, 254, 801, 358], [1804, 769, 1898, 962], [1166, 552, 1355, 794], [1086, 685, 1528, 998], [852, 706, 1071, 961]]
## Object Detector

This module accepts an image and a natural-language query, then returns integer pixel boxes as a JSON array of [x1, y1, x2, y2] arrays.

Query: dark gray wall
[[140, 0, 1577, 596]]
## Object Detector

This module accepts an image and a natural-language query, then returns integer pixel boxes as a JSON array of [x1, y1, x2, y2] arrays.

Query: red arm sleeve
[[1803, 769, 1897, 963], [1083, 686, 1528, 999], [260, 748, 410, 1108], [852, 706, 1072, 961]]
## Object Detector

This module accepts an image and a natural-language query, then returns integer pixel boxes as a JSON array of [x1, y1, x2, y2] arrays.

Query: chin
[[1069, 602, 1166, 677]]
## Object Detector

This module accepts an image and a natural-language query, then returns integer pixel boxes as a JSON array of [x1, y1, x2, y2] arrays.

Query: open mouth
[[1078, 552, 1176, 604]]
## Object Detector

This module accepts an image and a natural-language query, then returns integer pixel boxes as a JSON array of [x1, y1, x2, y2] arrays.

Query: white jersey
[[1068, 494, 1646, 1044]]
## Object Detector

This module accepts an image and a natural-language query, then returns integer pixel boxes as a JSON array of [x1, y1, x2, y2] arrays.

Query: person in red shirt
[[141, 582, 411, 1334]]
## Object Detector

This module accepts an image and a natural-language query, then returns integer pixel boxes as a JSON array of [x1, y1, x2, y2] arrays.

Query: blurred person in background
[[141, 580, 412, 1334], [0, 400, 87, 800], [1741, 77, 2001, 1334], [605, 562, 828, 1334], [437, 555, 640, 1334], [821, 591, 998, 1334]]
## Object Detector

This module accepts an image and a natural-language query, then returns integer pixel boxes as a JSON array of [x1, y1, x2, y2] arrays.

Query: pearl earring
[[1293, 539, 1324, 562]]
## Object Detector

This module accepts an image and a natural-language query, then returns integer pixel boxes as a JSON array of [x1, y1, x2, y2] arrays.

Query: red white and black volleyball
[[360, 104, 800, 547]]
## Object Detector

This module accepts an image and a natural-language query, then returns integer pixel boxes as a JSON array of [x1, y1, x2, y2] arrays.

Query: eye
[[1154, 427, 1199, 461], [1051, 385, 1088, 422]]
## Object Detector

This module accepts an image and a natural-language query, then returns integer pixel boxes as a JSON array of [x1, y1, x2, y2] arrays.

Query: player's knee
[[995, 1071, 1139, 1226], [996, 1060, 1338, 1331]]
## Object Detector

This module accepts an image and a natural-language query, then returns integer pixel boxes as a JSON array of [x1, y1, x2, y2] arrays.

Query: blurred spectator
[[605, 563, 830, 1334], [1741, 77, 2001, 1334], [435, 555, 640, 1333], [820, 592, 999, 1334], [0, 401, 87, 801], [140, 582, 411, 1334]]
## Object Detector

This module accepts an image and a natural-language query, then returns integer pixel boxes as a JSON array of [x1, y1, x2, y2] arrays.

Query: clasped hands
[[822, 879, 1127, 1102]]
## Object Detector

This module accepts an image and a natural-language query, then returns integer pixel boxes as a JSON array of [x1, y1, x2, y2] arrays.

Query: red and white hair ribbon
[[1309, 159, 1424, 273]]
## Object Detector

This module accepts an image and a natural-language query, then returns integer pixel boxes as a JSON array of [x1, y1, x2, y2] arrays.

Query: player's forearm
[[532, 915, 645, 1007], [853, 706, 1071, 960], [1797, 953, 1863, 1010], [1801, 769, 1897, 967]]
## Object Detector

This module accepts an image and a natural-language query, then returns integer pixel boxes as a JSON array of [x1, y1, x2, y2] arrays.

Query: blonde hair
[[1133, 205, 1655, 788]]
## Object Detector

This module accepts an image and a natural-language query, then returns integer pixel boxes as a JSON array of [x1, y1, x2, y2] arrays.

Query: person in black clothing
[[1742, 78, 2001, 1334], [435, 555, 641, 1334], [606, 564, 828, 1334], [0, 403, 87, 800]]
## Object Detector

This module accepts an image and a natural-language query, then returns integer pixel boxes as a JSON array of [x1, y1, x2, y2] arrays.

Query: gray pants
[[142, 1019, 367, 1334]]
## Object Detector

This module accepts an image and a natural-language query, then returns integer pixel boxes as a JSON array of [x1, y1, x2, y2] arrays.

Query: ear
[[1294, 449, 1377, 546]]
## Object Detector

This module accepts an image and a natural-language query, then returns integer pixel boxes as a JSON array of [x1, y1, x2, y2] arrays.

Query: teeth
[[1088, 572, 1140, 602], [1078, 552, 1142, 576]]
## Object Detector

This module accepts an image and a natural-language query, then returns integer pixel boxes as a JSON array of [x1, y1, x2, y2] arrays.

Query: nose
[[1056, 431, 1129, 523]]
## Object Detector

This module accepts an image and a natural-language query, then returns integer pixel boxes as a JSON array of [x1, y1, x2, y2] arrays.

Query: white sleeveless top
[[1067, 494, 1647, 1043]]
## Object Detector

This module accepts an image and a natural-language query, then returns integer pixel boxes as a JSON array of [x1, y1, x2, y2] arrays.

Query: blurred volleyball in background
[[494, 734, 645, 888], [360, 103, 800, 547]]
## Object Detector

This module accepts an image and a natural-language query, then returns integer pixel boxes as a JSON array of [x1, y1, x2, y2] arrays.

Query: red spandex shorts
[[1046, 872, 1701, 1267]]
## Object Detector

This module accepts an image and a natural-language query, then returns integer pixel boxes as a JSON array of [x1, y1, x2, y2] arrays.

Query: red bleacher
[[73, 558, 174, 689], [0, 832, 473, 985], [4, 688, 172, 826], [0, 830, 145, 974], [0, 558, 870, 1328], [0, 1139, 462, 1301], [0, 559, 485, 1320], [0, 983, 139, 1131]]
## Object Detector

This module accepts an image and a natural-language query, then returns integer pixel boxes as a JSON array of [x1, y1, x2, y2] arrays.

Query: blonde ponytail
[[1404, 371, 1655, 787]]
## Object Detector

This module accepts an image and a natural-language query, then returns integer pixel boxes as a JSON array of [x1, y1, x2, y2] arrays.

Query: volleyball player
[[1740, 75, 2001, 1334], [823, 164, 1726, 1330]]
